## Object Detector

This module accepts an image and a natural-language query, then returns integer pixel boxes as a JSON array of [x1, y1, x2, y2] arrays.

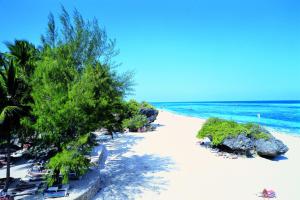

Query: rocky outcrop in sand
[[255, 138, 289, 157], [202, 132, 288, 158], [140, 108, 159, 123]]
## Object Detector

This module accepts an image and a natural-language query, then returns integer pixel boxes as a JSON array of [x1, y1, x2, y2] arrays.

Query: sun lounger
[[10, 186, 39, 196], [44, 184, 69, 198], [28, 164, 49, 177], [7, 179, 40, 198], [23, 175, 44, 182], [15, 181, 36, 190], [69, 172, 81, 180], [28, 170, 48, 177], [11, 149, 26, 158]]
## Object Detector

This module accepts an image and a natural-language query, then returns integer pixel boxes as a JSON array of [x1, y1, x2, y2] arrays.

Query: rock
[[200, 137, 212, 146], [200, 124, 289, 159], [221, 134, 254, 153], [145, 124, 156, 132], [255, 138, 289, 157], [139, 108, 159, 123]]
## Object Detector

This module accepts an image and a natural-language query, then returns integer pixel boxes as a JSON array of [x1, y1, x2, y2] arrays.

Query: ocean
[[152, 101, 300, 135]]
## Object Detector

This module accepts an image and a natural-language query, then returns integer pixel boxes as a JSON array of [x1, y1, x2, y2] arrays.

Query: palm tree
[[0, 58, 28, 191], [5, 40, 38, 77]]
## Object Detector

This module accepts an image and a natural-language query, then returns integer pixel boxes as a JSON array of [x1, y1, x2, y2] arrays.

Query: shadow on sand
[[152, 123, 165, 128], [94, 133, 175, 200], [265, 155, 288, 161]]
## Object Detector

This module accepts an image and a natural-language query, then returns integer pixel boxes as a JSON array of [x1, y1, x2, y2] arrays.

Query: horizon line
[[150, 100, 300, 103]]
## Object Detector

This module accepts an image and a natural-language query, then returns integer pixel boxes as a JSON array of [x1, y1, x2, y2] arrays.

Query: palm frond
[[5, 40, 31, 65], [0, 70, 6, 83], [5, 40, 37, 76], [0, 106, 22, 123], [0, 53, 5, 67], [0, 53, 7, 83], [7, 60, 16, 97], [0, 81, 6, 103]]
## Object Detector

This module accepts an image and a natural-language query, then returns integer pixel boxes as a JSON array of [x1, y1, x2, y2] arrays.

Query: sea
[[151, 100, 300, 136]]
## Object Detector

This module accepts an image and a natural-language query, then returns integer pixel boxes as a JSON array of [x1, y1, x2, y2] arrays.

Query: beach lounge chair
[[10, 186, 39, 196], [28, 164, 49, 177], [15, 180, 36, 190], [11, 149, 26, 158], [23, 175, 44, 182], [43, 184, 69, 198], [69, 172, 81, 180], [8, 179, 40, 198]]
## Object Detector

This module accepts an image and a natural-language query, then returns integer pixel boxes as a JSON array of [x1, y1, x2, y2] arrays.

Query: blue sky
[[0, 0, 299, 101]]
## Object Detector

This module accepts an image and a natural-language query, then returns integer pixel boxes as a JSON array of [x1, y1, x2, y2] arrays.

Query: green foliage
[[5, 40, 38, 77], [0, 106, 22, 123], [65, 133, 95, 154], [122, 114, 148, 132], [30, 51, 77, 148], [46, 149, 90, 186], [244, 123, 271, 140], [125, 99, 141, 116], [120, 100, 156, 132], [1, 40, 38, 146], [31, 8, 134, 148], [140, 101, 155, 109], [0, 55, 32, 191], [123, 99, 155, 118], [0, 59, 29, 138], [41, 6, 120, 71], [197, 118, 248, 145], [46, 133, 94, 186], [197, 118, 270, 145], [1, 7, 136, 188]]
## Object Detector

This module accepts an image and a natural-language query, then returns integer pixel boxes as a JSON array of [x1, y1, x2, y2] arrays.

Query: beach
[[94, 110, 300, 200], [1, 1, 299, 199]]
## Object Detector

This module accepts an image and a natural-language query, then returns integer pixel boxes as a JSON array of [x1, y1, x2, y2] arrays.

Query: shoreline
[[158, 108, 300, 139]]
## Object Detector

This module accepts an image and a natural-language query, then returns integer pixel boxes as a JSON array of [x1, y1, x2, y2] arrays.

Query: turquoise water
[[152, 101, 300, 135]]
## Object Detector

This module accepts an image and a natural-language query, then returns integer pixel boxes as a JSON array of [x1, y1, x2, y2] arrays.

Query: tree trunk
[[54, 169, 60, 186], [4, 135, 11, 192], [111, 132, 114, 139]]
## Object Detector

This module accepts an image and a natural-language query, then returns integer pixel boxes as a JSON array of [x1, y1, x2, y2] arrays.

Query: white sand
[[94, 111, 300, 200]]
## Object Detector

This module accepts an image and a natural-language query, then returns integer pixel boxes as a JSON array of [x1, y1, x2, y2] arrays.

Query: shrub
[[64, 133, 96, 154], [244, 123, 271, 140], [197, 118, 270, 145], [140, 101, 155, 109], [46, 149, 90, 186], [122, 114, 148, 132], [124, 99, 141, 117], [46, 133, 94, 186], [123, 100, 156, 118]]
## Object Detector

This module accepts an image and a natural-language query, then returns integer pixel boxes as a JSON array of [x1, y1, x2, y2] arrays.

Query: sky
[[0, 0, 299, 102]]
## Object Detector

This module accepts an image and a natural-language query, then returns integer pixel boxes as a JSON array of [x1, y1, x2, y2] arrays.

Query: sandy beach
[[94, 110, 300, 200]]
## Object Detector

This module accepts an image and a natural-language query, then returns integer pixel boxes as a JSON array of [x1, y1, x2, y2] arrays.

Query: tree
[[0, 5, 139, 188], [41, 6, 120, 71], [31, 46, 78, 150], [9, 7, 135, 186], [46, 133, 92, 186], [4, 40, 38, 146], [32, 7, 133, 149], [5, 40, 38, 78], [0, 59, 29, 191]]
